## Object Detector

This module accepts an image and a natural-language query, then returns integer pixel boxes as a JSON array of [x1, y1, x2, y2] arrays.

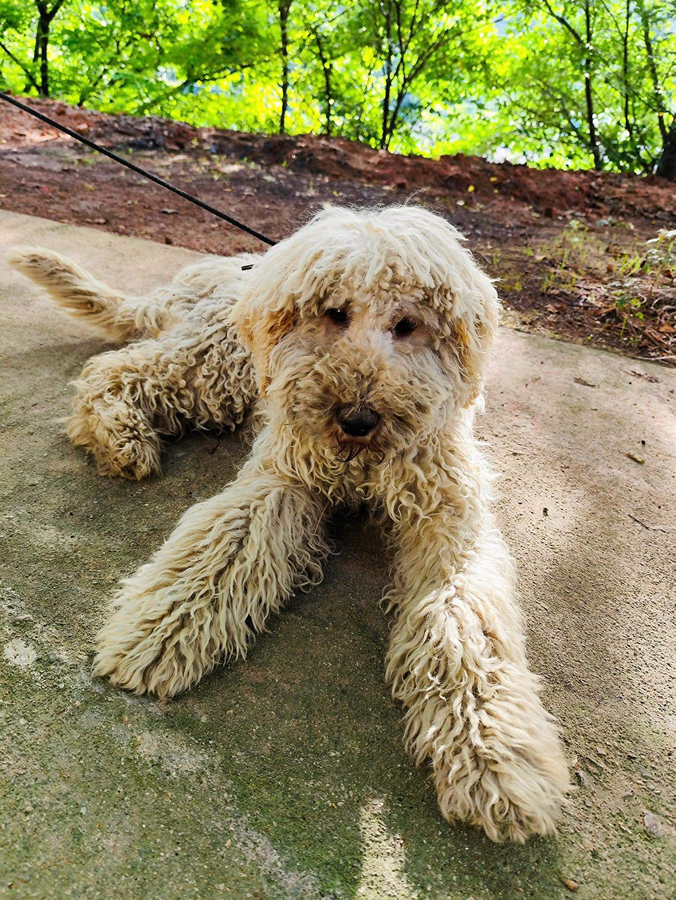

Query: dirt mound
[[3, 95, 675, 224]]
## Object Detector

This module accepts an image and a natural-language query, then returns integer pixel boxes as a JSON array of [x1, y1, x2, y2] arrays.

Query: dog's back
[[9, 248, 261, 343]]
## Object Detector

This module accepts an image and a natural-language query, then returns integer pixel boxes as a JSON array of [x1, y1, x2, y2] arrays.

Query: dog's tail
[[9, 248, 172, 341]]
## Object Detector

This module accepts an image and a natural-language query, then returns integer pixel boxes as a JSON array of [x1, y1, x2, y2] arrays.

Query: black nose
[[337, 406, 381, 437]]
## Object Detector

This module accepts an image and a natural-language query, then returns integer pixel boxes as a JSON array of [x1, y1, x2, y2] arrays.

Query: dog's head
[[231, 206, 499, 459]]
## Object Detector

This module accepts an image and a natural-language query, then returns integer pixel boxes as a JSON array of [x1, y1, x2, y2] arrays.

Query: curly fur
[[11, 205, 569, 842]]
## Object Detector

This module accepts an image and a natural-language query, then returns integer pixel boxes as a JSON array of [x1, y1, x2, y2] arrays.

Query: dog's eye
[[326, 308, 349, 326], [393, 316, 417, 337]]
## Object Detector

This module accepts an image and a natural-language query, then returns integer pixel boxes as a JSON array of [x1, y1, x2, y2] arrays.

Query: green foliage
[[0, 0, 674, 177]]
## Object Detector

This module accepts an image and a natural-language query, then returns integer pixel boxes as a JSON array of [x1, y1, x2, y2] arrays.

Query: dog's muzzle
[[336, 405, 381, 439]]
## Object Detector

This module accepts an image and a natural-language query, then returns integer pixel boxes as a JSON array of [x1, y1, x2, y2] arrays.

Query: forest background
[[0, 0, 674, 179]]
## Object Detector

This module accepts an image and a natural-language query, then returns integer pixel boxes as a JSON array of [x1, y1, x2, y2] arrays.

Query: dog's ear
[[383, 206, 500, 408], [448, 305, 497, 407], [230, 287, 295, 397], [434, 260, 500, 408], [230, 220, 331, 396]]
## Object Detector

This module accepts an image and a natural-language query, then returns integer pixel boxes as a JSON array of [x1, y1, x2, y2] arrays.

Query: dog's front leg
[[385, 513, 569, 842], [93, 455, 327, 697]]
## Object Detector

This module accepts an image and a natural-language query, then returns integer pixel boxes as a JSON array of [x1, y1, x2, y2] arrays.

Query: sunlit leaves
[[0, 0, 673, 175]]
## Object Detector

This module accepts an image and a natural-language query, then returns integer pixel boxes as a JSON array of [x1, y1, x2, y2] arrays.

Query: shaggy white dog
[[11, 206, 569, 842]]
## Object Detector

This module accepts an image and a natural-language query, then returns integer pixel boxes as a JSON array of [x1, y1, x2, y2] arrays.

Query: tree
[[636, 0, 676, 179], [0, 0, 65, 96], [521, 0, 604, 169], [290, 0, 368, 138], [0, 0, 673, 178], [484, 0, 676, 179], [361, 0, 489, 150], [277, 0, 292, 133]]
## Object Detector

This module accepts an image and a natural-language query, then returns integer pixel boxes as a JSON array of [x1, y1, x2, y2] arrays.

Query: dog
[[11, 205, 569, 842]]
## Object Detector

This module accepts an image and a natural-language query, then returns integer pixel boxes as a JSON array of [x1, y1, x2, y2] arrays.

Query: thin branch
[[539, 0, 584, 45], [0, 42, 40, 92]]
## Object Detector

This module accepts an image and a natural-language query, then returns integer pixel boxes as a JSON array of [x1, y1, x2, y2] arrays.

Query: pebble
[[644, 810, 671, 837]]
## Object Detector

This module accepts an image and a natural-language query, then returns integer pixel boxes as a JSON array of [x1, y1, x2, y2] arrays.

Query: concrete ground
[[0, 210, 674, 900]]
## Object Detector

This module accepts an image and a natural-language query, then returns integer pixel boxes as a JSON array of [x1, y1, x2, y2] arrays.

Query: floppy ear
[[387, 206, 500, 408], [229, 216, 331, 396], [230, 283, 295, 398], [436, 259, 500, 408]]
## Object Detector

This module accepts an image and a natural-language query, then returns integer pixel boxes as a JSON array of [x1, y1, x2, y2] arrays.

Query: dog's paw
[[92, 601, 211, 698], [92, 437, 162, 480], [434, 746, 569, 842], [65, 406, 162, 480]]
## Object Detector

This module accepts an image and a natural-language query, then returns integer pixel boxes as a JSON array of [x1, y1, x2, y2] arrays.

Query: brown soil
[[1, 95, 675, 363]]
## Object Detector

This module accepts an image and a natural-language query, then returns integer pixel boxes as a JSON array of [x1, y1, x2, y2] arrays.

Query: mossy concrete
[[1, 211, 674, 900]]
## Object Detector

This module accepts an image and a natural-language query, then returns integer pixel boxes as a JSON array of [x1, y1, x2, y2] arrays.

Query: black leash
[[0, 92, 277, 258]]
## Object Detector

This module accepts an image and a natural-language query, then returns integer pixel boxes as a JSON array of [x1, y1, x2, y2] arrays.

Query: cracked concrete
[[1, 211, 674, 899]]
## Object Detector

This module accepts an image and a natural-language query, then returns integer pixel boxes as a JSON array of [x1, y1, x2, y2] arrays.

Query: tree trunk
[[278, 1, 290, 134], [622, 0, 632, 147], [637, 0, 667, 144], [38, 18, 49, 97], [31, 0, 64, 98], [656, 119, 676, 181], [23, 29, 40, 94], [322, 62, 333, 137], [584, 76, 601, 169], [383, 88, 405, 150], [583, 0, 602, 170], [380, 1, 393, 150], [313, 31, 332, 137]]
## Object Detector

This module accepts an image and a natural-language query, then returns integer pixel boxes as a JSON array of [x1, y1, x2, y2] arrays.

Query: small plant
[[540, 219, 594, 294], [617, 252, 643, 277], [613, 290, 645, 337], [644, 229, 676, 277]]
